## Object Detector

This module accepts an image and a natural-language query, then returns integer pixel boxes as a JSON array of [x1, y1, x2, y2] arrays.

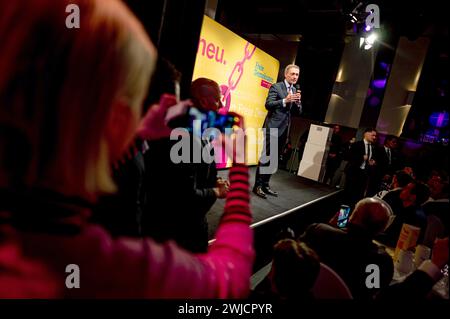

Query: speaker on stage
[[297, 124, 332, 182]]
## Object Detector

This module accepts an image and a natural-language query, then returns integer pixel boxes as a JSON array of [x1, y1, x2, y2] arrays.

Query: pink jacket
[[0, 165, 254, 298]]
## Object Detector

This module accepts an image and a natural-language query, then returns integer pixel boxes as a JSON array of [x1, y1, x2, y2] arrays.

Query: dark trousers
[[254, 128, 288, 188], [324, 157, 342, 185], [344, 168, 368, 207]]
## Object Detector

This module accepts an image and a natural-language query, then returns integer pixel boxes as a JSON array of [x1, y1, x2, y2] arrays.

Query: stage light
[[366, 33, 377, 45], [359, 31, 378, 50]]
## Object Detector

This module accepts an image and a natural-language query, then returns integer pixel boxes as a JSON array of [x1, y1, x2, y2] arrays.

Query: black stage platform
[[208, 167, 344, 270], [207, 166, 342, 239]]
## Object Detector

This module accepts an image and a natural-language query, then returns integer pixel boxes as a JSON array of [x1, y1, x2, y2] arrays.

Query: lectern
[[297, 124, 332, 182]]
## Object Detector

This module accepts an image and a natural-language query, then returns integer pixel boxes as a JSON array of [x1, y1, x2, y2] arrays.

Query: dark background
[[124, 0, 448, 143]]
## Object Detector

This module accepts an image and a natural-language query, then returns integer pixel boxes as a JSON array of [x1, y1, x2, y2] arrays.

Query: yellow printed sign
[[192, 15, 279, 166]]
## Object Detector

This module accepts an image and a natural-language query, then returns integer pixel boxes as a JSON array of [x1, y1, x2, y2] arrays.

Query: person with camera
[[253, 64, 302, 199], [142, 78, 229, 253], [0, 0, 253, 298]]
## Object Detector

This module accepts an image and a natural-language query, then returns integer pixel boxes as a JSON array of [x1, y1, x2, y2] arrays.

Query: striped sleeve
[[220, 164, 251, 225]]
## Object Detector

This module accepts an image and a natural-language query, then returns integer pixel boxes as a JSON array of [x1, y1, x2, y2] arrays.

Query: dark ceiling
[[125, 0, 448, 126], [216, 0, 448, 122], [216, 0, 448, 41]]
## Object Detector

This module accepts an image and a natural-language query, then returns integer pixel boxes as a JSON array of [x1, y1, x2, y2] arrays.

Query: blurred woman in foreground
[[0, 0, 253, 298]]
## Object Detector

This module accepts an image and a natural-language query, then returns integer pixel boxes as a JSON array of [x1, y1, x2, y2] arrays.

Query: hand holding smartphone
[[337, 205, 351, 228], [137, 94, 193, 141], [166, 105, 241, 136]]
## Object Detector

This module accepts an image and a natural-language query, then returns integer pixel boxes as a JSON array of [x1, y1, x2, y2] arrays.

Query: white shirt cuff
[[282, 99, 286, 107], [418, 260, 443, 282]]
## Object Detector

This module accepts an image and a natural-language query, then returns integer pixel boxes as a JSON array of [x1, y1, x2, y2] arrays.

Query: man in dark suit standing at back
[[253, 64, 302, 198], [376, 135, 402, 191], [344, 127, 378, 205]]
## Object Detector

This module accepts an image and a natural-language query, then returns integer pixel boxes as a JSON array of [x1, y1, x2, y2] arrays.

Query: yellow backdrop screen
[[192, 15, 280, 167]]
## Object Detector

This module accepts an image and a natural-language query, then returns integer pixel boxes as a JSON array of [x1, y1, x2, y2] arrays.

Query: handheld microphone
[[294, 84, 301, 105]]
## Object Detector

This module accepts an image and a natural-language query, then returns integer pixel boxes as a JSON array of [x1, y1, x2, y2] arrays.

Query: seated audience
[[380, 182, 431, 246], [331, 136, 356, 188], [426, 170, 449, 201], [252, 238, 320, 302], [422, 176, 449, 247], [376, 237, 448, 299], [376, 169, 414, 200], [300, 198, 394, 299]]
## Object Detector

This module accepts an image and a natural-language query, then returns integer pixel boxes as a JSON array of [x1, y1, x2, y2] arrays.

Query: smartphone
[[337, 205, 351, 228], [167, 106, 240, 136]]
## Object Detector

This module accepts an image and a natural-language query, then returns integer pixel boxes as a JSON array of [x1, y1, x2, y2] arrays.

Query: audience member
[[379, 182, 431, 246], [422, 174, 449, 247], [427, 170, 449, 201], [143, 77, 228, 252], [376, 170, 414, 208], [344, 128, 379, 206], [376, 237, 448, 299], [252, 238, 320, 302], [92, 57, 183, 237], [376, 135, 402, 192], [331, 136, 356, 188], [300, 198, 394, 299]]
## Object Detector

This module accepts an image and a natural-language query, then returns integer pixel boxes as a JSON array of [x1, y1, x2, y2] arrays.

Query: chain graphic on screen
[[220, 42, 256, 111]]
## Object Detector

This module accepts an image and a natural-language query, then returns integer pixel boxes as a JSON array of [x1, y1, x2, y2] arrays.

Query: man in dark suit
[[143, 78, 229, 252], [376, 135, 402, 191], [344, 127, 378, 206], [300, 197, 395, 299], [253, 64, 302, 198]]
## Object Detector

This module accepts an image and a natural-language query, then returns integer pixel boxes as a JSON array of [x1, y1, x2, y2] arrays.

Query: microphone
[[294, 84, 301, 105]]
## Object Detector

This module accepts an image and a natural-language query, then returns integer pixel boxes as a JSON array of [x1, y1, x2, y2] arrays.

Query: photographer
[[143, 78, 229, 253], [0, 0, 253, 298]]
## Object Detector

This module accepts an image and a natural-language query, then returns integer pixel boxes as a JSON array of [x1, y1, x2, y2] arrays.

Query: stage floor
[[207, 167, 341, 239]]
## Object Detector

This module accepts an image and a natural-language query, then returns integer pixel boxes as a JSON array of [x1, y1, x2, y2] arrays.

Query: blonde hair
[[0, 0, 156, 198]]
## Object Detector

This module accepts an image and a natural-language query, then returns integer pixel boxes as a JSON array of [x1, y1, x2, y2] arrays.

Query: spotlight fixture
[[359, 31, 378, 50]]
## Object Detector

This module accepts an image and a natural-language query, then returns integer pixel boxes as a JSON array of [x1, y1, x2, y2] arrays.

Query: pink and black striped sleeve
[[199, 164, 254, 298]]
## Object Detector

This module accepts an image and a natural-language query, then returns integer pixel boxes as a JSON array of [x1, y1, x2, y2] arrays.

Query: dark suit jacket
[[263, 81, 302, 137], [376, 146, 402, 177], [346, 140, 371, 173], [142, 136, 217, 252], [300, 223, 394, 299]]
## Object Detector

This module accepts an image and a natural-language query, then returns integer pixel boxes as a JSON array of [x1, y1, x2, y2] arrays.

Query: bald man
[[300, 198, 394, 299]]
